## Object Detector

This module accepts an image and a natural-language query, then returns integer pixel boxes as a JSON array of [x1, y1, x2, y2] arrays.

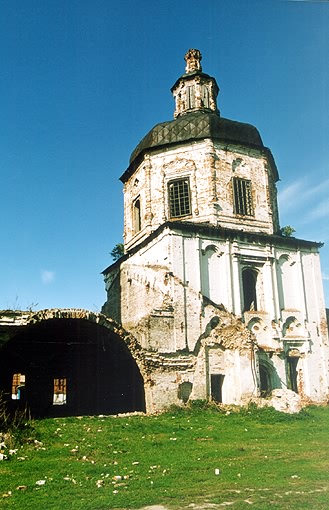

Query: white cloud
[[278, 179, 306, 216], [279, 175, 329, 227], [41, 270, 55, 284], [278, 180, 303, 205], [309, 199, 329, 221]]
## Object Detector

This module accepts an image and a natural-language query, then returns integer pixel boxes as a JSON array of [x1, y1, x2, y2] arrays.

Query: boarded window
[[233, 177, 254, 216], [168, 179, 191, 218], [12, 373, 25, 400], [133, 198, 141, 232], [53, 378, 67, 405]]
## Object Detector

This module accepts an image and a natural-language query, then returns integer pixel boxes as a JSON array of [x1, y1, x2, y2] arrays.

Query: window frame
[[186, 85, 195, 110], [133, 196, 141, 233], [53, 377, 67, 406], [168, 178, 192, 219], [11, 373, 26, 400], [201, 84, 210, 108], [242, 267, 258, 312], [232, 177, 254, 216]]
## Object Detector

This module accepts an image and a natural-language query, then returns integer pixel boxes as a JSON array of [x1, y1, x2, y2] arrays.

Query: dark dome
[[129, 111, 263, 165]]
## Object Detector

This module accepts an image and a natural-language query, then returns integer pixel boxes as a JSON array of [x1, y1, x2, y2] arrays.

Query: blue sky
[[1, 0, 328, 311]]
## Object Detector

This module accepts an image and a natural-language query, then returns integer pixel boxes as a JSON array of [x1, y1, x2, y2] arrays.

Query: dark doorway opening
[[210, 374, 224, 403], [242, 268, 257, 312], [259, 365, 271, 397], [287, 357, 298, 393], [0, 319, 145, 418]]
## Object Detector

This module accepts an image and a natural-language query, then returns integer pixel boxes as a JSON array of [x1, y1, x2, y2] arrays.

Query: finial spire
[[184, 49, 202, 73]]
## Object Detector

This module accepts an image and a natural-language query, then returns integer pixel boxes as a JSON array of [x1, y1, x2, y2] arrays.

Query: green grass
[[1, 404, 329, 509]]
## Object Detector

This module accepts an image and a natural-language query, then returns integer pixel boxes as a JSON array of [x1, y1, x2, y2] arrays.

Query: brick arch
[[0, 308, 147, 418], [26, 308, 147, 376]]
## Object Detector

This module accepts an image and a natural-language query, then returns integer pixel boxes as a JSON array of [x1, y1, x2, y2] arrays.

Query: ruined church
[[1, 50, 328, 417]]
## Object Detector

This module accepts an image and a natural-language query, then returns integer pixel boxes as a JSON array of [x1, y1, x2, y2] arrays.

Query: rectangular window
[[287, 357, 298, 394], [168, 179, 191, 218], [53, 377, 67, 405], [12, 373, 25, 400], [201, 85, 210, 108], [233, 177, 254, 216], [186, 86, 195, 109]]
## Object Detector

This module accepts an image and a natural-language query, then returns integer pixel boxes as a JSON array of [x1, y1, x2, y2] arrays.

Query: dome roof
[[128, 110, 263, 164], [121, 50, 278, 183]]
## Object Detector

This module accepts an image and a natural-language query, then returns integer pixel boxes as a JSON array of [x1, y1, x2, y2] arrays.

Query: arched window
[[242, 268, 258, 312], [277, 254, 298, 310], [133, 198, 141, 232]]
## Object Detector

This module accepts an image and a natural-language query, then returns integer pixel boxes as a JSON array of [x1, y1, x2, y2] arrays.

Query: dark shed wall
[[0, 318, 145, 418]]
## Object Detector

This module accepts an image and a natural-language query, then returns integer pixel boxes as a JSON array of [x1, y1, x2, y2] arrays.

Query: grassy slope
[[0, 404, 329, 510]]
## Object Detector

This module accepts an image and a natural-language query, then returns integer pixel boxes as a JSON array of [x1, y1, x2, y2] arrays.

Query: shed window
[[53, 378, 67, 405], [168, 179, 191, 218], [233, 177, 253, 216], [12, 373, 25, 400]]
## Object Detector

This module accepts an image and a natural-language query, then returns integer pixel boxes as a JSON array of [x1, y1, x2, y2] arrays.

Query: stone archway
[[0, 309, 146, 418]]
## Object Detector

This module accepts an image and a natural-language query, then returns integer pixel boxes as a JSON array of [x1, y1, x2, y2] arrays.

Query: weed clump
[[164, 399, 312, 423], [0, 392, 35, 457]]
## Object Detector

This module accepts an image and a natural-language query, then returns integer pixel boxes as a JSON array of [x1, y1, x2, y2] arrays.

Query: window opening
[[233, 177, 253, 216], [242, 268, 257, 311], [186, 86, 195, 109], [210, 374, 224, 403], [287, 357, 298, 393], [178, 381, 193, 403], [201, 85, 210, 108], [53, 377, 67, 405], [168, 179, 191, 218], [133, 198, 141, 232], [12, 373, 26, 400]]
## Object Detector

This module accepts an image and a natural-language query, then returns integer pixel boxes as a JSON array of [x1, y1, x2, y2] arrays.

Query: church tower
[[103, 50, 328, 412], [121, 48, 279, 253]]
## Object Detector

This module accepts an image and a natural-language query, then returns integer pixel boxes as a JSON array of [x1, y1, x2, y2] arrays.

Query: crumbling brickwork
[[102, 49, 329, 411]]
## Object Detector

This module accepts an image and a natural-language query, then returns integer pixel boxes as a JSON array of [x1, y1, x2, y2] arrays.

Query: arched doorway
[[0, 314, 146, 418]]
